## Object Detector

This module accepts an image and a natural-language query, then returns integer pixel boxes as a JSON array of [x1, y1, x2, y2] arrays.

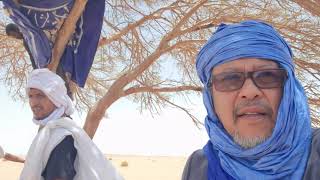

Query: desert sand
[[0, 154, 187, 180]]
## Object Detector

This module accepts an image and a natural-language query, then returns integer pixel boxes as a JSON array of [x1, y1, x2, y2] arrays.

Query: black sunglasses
[[211, 69, 287, 92]]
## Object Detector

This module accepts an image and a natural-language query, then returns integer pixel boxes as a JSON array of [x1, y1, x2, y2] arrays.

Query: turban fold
[[196, 20, 311, 179], [196, 20, 293, 87]]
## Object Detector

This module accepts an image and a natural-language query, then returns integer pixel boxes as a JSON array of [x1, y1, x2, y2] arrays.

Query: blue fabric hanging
[[2, 0, 105, 87], [197, 20, 311, 179]]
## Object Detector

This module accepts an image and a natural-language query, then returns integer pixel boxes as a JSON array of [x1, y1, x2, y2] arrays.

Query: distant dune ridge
[[0, 154, 187, 180]]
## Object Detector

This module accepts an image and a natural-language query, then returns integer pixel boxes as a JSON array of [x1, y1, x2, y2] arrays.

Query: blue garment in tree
[[2, 0, 105, 87]]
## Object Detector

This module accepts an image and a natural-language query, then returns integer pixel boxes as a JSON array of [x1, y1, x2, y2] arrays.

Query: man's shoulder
[[312, 128, 320, 141], [303, 128, 320, 180], [182, 149, 207, 180], [49, 135, 77, 158], [58, 135, 75, 147], [310, 128, 320, 157], [311, 128, 320, 150], [186, 149, 207, 166]]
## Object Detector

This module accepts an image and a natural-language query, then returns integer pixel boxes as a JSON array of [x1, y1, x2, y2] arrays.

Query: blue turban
[[196, 20, 311, 179]]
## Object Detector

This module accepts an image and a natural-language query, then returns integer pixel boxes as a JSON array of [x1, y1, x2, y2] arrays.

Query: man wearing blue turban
[[182, 20, 320, 180]]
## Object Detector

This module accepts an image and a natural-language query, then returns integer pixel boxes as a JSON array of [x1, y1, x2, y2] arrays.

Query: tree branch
[[98, 2, 177, 47], [156, 93, 203, 127], [123, 85, 202, 96], [291, 0, 320, 17]]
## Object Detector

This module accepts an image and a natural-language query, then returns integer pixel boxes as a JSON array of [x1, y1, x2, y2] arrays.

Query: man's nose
[[238, 77, 263, 100], [29, 97, 39, 107]]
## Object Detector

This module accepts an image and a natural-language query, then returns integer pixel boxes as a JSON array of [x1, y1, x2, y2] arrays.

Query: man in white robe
[[20, 68, 123, 180]]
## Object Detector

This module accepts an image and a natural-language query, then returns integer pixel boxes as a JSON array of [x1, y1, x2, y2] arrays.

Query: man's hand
[[47, 61, 59, 73], [4, 153, 25, 163]]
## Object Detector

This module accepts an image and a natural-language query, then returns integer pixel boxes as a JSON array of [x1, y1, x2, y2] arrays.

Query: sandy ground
[[0, 154, 187, 180]]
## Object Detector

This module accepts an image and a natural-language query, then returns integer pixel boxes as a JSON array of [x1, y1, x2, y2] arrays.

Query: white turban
[[26, 68, 74, 119]]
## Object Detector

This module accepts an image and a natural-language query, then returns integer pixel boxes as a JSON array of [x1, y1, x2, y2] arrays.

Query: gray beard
[[233, 131, 270, 149]]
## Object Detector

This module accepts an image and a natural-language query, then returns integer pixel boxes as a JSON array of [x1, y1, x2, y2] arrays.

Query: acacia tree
[[0, 0, 320, 138]]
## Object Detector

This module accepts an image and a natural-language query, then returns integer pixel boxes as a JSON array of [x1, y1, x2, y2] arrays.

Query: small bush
[[120, 160, 129, 167]]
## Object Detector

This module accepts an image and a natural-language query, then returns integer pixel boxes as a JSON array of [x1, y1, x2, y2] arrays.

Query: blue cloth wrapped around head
[[196, 20, 311, 179]]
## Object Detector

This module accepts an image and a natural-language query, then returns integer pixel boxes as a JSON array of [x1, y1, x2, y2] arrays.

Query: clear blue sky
[[0, 84, 208, 156]]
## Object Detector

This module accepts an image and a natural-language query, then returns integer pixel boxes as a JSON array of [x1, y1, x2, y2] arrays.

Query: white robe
[[20, 117, 123, 180]]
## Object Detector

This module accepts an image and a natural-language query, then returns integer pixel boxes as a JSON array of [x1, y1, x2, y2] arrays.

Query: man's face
[[211, 58, 284, 148], [28, 88, 56, 120]]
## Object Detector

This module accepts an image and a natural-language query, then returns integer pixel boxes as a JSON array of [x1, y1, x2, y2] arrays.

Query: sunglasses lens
[[253, 69, 287, 88], [213, 72, 244, 91], [212, 69, 287, 92]]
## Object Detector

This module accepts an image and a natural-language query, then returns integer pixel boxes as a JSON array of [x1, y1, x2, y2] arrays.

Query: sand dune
[[0, 154, 187, 180]]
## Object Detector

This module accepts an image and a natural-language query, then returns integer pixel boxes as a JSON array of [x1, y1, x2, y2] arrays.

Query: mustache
[[31, 105, 42, 111], [233, 100, 273, 121]]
